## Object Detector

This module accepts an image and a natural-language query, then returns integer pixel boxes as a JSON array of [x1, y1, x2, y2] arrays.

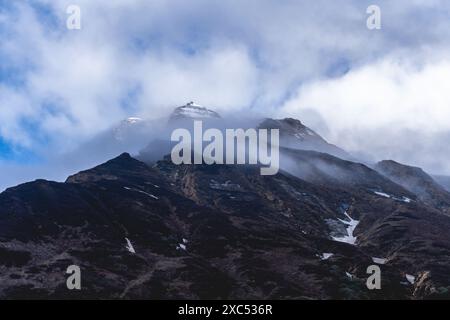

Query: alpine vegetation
[[171, 120, 280, 175]]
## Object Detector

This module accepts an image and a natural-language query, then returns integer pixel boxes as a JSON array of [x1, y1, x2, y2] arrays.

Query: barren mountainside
[[1, 106, 450, 299]]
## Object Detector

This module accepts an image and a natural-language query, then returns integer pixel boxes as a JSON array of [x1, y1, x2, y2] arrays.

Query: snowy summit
[[170, 102, 221, 121]]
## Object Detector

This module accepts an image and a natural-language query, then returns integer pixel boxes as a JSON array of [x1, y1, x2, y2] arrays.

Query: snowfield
[[332, 211, 359, 245]]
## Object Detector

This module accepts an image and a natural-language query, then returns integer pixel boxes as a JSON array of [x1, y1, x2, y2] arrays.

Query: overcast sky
[[1, 0, 450, 190]]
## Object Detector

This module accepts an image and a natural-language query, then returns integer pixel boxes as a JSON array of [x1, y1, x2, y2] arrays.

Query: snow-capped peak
[[186, 101, 203, 108], [170, 102, 221, 121], [113, 117, 144, 141], [125, 117, 143, 124]]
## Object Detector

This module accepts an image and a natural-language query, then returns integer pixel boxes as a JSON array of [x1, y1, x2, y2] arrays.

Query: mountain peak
[[114, 117, 144, 141], [260, 118, 319, 138], [169, 102, 221, 121], [258, 117, 350, 159], [124, 117, 143, 124], [66, 152, 151, 184]]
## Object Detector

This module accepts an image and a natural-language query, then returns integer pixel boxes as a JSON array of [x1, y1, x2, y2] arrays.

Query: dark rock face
[[1, 105, 450, 300], [1, 150, 450, 299]]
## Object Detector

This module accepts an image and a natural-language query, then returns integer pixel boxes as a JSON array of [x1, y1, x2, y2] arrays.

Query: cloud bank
[[280, 53, 450, 172], [1, 0, 450, 190]]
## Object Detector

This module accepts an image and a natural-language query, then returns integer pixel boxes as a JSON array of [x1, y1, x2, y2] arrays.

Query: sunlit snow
[[374, 191, 412, 203], [332, 211, 359, 245], [320, 253, 334, 260], [125, 237, 136, 254], [372, 257, 387, 264], [124, 187, 159, 199], [406, 274, 415, 284], [374, 191, 391, 198]]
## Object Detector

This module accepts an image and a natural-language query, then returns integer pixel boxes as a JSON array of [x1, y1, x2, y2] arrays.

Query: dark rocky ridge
[[0, 151, 449, 299], [1, 105, 450, 300]]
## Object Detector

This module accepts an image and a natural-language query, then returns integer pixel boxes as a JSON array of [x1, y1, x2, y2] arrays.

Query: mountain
[[62, 103, 350, 170], [137, 102, 226, 163], [281, 149, 415, 200], [1, 151, 450, 299], [139, 104, 351, 164], [113, 117, 144, 141], [375, 160, 450, 213], [169, 102, 221, 122], [58, 115, 166, 172], [259, 118, 350, 159], [2, 105, 450, 299]]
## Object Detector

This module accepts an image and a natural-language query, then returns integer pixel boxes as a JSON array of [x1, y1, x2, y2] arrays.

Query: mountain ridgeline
[[1, 102, 450, 299]]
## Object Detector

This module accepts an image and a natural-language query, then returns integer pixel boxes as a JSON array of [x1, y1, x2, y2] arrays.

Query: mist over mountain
[[2, 0, 450, 303], [375, 160, 450, 214], [1, 103, 450, 299]]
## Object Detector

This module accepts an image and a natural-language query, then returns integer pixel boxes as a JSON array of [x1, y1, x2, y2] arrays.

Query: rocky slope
[[0, 151, 449, 299], [1, 105, 450, 299], [375, 160, 450, 214], [259, 118, 350, 159]]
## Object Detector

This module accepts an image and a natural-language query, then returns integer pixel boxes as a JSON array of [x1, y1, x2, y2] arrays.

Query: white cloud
[[1, 1, 263, 151], [280, 54, 450, 173], [134, 46, 259, 117], [2, 0, 450, 187]]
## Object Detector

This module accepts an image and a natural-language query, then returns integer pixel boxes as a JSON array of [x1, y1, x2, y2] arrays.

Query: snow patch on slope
[[124, 187, 159, 200], [319, 253, 334, 260], [373, 191, 412, 203], [406, 274, 416, 284], [125, 238, 136, 254], [332, 211, 359, 245], [374, 191, 391, 198], [372, 257, 387, 264]]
